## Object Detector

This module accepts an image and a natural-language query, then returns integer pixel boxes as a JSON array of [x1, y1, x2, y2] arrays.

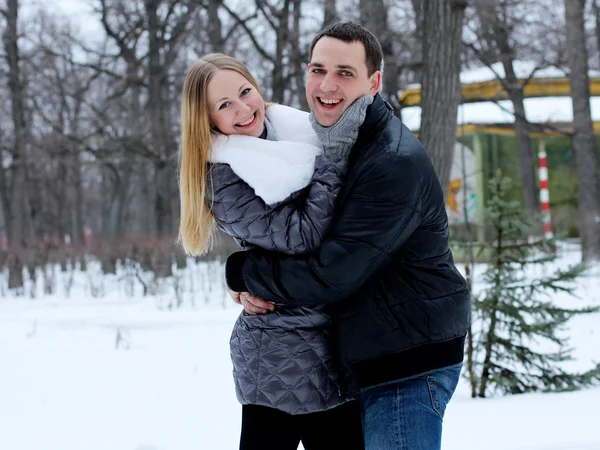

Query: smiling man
[[225, 22, 471, 450], [306, 34, 380, 126]]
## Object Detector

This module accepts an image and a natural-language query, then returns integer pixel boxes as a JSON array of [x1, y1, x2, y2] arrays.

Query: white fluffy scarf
[[208, 104, 322, 205]]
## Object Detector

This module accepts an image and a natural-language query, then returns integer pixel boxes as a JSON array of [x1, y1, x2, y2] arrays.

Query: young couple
[[179, 22, 470, 450]]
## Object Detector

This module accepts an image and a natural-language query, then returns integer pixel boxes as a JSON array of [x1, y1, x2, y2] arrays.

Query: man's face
[[306, 37, 381, 127]]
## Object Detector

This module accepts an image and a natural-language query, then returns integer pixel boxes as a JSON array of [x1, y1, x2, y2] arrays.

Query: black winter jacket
[[226, 94, 471, 392]]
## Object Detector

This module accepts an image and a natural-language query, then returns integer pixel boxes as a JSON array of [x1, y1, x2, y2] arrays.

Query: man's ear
[[369, 71, 382, 94], [307, 63, 312, 73]]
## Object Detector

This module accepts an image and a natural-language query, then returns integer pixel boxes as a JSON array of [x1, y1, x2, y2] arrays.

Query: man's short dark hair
[[309, 22, 383, 76]]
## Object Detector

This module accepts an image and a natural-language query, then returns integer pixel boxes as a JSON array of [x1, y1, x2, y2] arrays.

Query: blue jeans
[[359, 363, 462, 450]]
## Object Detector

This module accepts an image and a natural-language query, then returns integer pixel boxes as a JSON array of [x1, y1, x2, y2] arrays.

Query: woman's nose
[[235, 101, 252, 114]]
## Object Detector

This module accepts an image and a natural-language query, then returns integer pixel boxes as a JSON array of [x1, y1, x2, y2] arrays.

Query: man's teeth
[[321, 98, 342, 105], [237, 114, 255, 126]]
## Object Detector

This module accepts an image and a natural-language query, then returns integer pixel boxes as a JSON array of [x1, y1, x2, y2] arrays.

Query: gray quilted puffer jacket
[[207, 122, 350, 414]]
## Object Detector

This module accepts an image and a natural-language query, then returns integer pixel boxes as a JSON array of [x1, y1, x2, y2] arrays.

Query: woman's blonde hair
[[178, 53, 262, 255]]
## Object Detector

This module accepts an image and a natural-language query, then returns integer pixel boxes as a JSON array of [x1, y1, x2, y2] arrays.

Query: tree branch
[[222, 3, 275, 63], [254, 0, 278, 30]]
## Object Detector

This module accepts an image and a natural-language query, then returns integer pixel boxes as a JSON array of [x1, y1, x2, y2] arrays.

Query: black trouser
[[239, 401, 365, 450]]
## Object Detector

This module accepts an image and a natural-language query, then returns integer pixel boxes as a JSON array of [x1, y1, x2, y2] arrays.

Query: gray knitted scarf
[[309, 95, 374, 158]]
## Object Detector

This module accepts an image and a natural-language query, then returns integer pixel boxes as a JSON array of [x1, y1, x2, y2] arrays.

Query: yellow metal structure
[[399, 77, 600, 106], [454, 122, 600, 137], [400, 76, 600, 137]]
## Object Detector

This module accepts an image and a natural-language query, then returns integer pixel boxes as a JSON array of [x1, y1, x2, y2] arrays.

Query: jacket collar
[[353, 93, 394, 156]]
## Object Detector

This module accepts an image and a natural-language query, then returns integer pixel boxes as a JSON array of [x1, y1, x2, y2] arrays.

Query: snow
[[0, 247, 599, 450], [402, 60, 600, 90], [401, 96, 600, 131], [399, 59, 600, 131]]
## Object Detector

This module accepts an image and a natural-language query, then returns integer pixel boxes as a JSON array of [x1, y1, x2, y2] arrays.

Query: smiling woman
[[177, 52, 369, 449], [206, 70, 266, 137]]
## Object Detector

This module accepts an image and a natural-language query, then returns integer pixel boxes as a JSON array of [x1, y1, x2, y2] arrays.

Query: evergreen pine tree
[[469, 171, 600, 397]]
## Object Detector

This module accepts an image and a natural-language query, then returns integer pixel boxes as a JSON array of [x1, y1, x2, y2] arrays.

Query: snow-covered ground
[[1, 246, 599, 450]]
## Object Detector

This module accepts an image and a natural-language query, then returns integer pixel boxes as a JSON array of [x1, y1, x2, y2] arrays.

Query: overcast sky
[[22, 0, 103, 44]]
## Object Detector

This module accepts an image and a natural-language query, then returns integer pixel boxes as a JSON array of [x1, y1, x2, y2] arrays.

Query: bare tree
[[360, 0, 403, 113], [419, 0, 467, 197], [468, 0, 542, 222], [323, 0, 338, 27], [289, 0, 309, 109], [1, 0, 32, 244], [26, 13, 100, 247], [409, 0, 424, 82], [564, 0, 600, 261], [223, 0, 306, 106], [95, 0, 200, 237], [145, 0, 197, 236], [207, 0, 226, 53]]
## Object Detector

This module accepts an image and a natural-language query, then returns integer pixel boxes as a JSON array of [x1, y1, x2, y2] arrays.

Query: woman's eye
[[241, 88, 252, 96], [219, 102, 230, 110]]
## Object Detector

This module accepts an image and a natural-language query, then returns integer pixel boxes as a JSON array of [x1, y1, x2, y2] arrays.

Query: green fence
[[457, 133, 600, 238]]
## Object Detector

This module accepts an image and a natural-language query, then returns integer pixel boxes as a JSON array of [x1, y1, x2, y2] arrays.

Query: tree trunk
[[323, 0, 338, 27], [207, 0, 225, 53], [593, 0, 600, 64], [472, 1, 541, 222], [0, 149, 9, 242], [4, 0, 28, 245], [146, 0, 173, 235], [56, 152, 69, 242], [419, 0, 466, 198], [72, 154, 85, 247], [271, 0, 291, 104], [69, 94, 85, 247], [291, 0, 308, 110], [408, 0, 424, 83], [488, 18, 542, 222], [502, 60, 541, 221], [106, 162, 133, 240], [141, 163, 155, 236], [360, 0, 402, 113], [565, 0, 600, 261]]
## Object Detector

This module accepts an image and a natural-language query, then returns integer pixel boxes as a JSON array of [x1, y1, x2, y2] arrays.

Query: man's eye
[[219, 102, 230, 110], [241, 88, 252, 96], [340, 71, 353, 77], [311, 68, 324, 74]]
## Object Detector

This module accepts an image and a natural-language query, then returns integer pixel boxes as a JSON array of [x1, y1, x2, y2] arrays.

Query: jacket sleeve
[[225, 152, 423, 306], [208, 154, 347, 255]]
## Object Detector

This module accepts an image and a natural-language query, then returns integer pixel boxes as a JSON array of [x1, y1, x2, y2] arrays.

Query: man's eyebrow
[[310, 62, 357, 72], [214, 84, 249, 108]]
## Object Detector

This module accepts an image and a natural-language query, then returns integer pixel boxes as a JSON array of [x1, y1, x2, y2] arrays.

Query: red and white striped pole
[[538, 146, 553, 239]]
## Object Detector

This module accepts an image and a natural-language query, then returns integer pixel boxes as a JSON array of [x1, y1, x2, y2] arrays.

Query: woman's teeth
[[237, 113, 255, 126]]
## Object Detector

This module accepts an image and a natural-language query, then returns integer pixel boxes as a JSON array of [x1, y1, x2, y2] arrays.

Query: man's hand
[[226, 286, 275, 315], [240, 292, 275, 315]]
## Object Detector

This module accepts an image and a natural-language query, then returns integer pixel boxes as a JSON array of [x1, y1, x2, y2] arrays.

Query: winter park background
[[3, 0, 600, 449]]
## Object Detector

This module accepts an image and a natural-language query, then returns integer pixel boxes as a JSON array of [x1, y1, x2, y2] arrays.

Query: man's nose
[[320, 73, 337, 93]]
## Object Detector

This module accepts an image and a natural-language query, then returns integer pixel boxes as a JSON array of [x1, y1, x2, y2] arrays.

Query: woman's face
[[206, 69, 265, 137]]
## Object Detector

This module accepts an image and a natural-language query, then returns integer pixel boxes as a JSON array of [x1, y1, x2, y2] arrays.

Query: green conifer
[[469, 171, 600, 397]]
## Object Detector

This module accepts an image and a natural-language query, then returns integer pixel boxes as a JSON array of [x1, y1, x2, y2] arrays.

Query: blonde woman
[[179, 53, 371, 450]]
